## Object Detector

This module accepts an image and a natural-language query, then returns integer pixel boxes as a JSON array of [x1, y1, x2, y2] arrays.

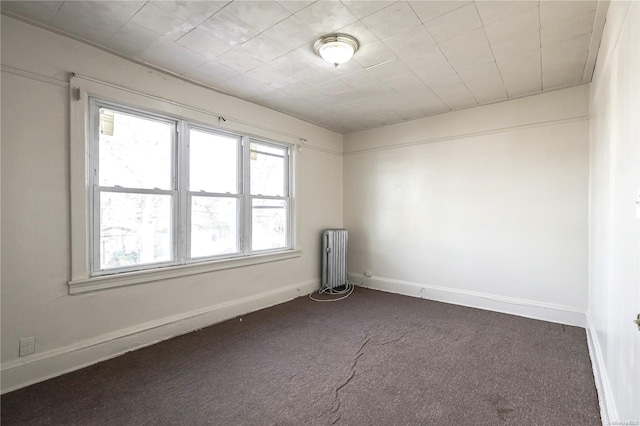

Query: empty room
[[1, 0, 638, 424]]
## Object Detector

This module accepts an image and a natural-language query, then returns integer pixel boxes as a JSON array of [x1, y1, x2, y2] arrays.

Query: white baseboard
[[586, 315, 617, 425], [349, 273, 586, 327], [1, 279, 319, 394]]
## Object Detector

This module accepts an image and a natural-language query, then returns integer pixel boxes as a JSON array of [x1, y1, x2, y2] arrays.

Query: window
[[91, 98, 292, 276]]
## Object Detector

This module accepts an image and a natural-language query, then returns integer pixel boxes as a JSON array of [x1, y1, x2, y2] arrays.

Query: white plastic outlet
[[19, 337, 36, 357]]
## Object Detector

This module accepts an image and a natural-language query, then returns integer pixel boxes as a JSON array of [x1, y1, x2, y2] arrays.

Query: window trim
[[90, 99, 182, 276], [248, 138, 292, 253], [69, 75, 301, 294]]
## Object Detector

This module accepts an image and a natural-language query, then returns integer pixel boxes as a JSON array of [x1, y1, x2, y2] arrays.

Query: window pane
[[252, 198, 287, 251], [191, 196, 238, 258], [99, 108, 173, 189], [250, 142, 286, 196], [190, 129, 238, 193], [100, 192, 173, 269]]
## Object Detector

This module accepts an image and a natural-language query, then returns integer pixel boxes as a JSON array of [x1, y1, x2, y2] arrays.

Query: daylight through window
[[91, 99, 292, 276]]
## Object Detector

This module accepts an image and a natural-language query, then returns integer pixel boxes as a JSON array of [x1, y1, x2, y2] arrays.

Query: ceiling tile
[[93, 1, 147, 19], [483, 5, 540, 45], [361, 2, 422, 39], [542, 66, 584, 90], [341, 0, 396, 19], [338, 70, 381, 88], [411, 45, 457, 81], [105, 22, 161, 57], [353, 80, 395, 97], [50, 2, 135, 44], [1, 1, 63, 23], [353, 41, 396, 68], [268, 77, 301, 90], [216, 74, 272, 98], [199, 9, 261, 48], [277, 1, 315, 14], [279, 80, 323, 98], [490, 30, 540, 59], [439, 27, 489, 58], [447, 45, 495, 73], [269, 50, 314, 76], [151, 1, 229, 26], [382, 25, 436, 66], [495, 49, 541, 76], [424, 3, 482, 43], [241, 34, 291, 62], [365, 59, 410, 81], [2, 0, 605, 133], [262, 16, 319, 52], [337, 21, 380, 47], [475, 1, 538, 25], [402, 88, 450, 115], [458, 61, 508, 103], [382, 95, 426, 120], [138, 41, 208, 75], [384, 72, 437, 100], [295, 1, 358, 34], [294, 67, 335, 86], [542, 33, 591, 56], [223, 1, 291, 32], [130, 3, 193, 39], [408, 1, 469, 24], [177, 27, 234, 59], [540, 1, 597, 27], [502, 70, 542, 98], [215, 47, 264, 73], [422, 73, 478, 109], [325, 88, 367, 104], [542, 49, 588, 75], [315, 79, 353, 96], [540, 10, 596, 46], [183, 60, 239, 85]]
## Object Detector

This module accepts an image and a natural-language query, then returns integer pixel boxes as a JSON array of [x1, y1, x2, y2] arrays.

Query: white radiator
[[322, 229, 349, 290]]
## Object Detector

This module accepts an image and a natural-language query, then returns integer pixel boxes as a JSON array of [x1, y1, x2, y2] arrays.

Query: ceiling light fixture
[[314, 34, 359, 68]]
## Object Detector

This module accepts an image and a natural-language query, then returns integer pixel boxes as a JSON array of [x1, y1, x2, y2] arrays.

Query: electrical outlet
[[364, 271, 372, 277], [19, 337, 36, 357]]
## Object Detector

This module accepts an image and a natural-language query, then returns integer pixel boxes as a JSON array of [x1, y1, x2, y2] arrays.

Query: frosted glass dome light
[[314, 34, 359, 67]]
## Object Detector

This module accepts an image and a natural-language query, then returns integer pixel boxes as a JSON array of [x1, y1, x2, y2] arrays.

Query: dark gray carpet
[[1, 287, 601, 425]]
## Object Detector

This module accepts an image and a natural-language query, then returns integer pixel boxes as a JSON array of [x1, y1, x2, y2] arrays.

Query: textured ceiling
[[2, 1, 606, 133]]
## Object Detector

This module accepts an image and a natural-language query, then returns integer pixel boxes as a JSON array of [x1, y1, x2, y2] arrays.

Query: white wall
[[0, 16, 343, 392], [344, 85, 590, 326], [587, 1, 640, 423]]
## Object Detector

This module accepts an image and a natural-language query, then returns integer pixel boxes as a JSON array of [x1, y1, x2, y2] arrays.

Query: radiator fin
[[322, 229, 348, 290]]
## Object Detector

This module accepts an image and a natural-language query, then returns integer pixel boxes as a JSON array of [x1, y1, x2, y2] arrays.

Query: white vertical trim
[[586, 315, 618, 424], [177, 120, 188, 264], [69, 76, 91, 281], [241, 136, 251, 253]]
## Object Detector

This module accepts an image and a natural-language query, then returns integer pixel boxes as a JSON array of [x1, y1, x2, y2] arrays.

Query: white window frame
[[90, 99, 181, 275], [69, 76, 300, 294], [247, 138, 292, 254], [184, 123, 245, 262]]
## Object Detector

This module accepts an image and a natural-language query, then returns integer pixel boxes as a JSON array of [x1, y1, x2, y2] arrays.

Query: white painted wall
[[344, 86, 590, 326], [587, 1, 640, 423], [0, 16, 343, 392]]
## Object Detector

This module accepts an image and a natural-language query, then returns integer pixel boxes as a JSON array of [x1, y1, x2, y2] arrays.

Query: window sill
[[68, 250, 302, 295]]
